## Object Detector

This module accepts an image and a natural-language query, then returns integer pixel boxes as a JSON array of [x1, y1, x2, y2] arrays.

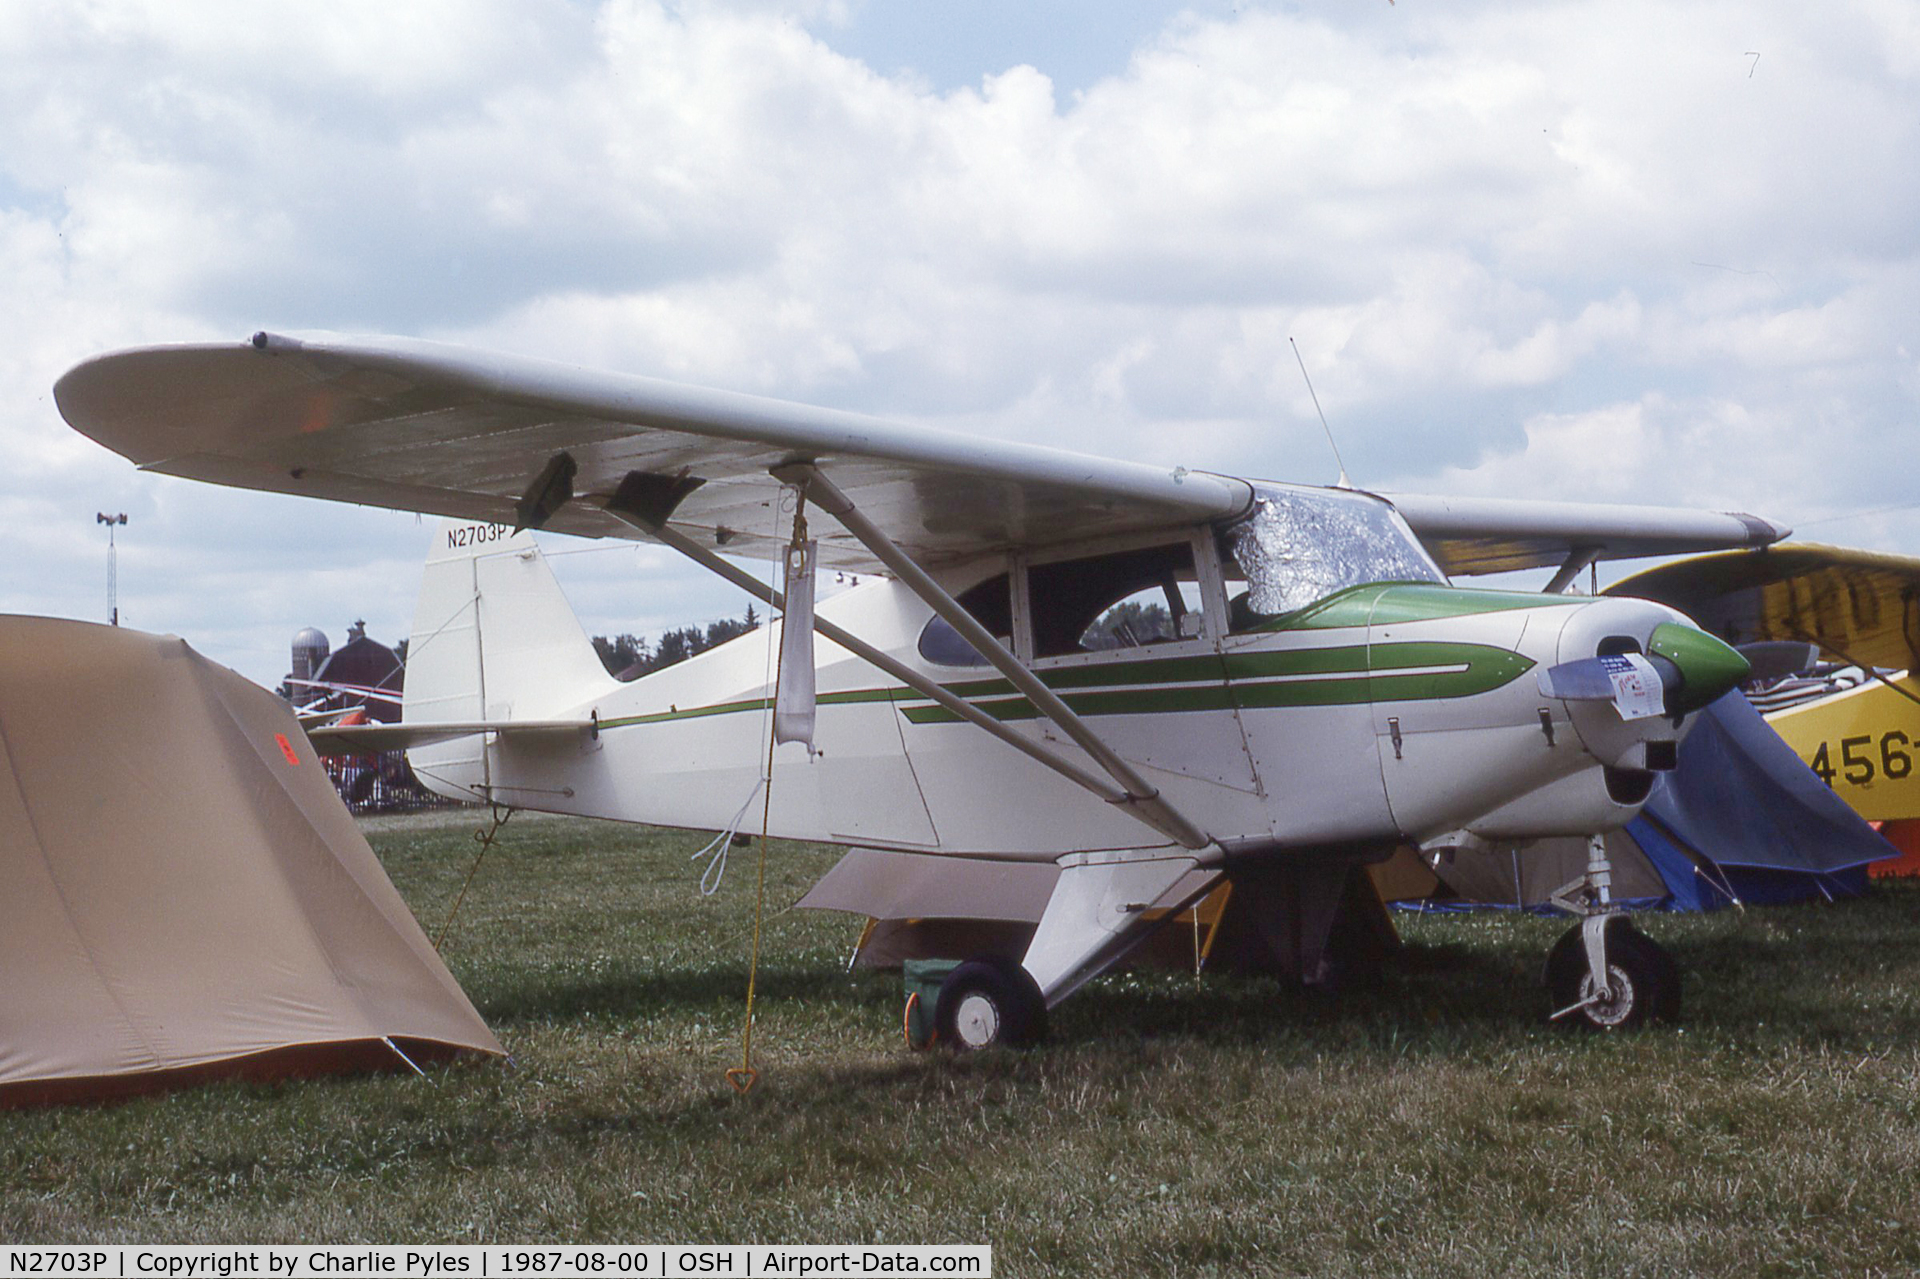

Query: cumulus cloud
[[3, 0, 1917, 681]]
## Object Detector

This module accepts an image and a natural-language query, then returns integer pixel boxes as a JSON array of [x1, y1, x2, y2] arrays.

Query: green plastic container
[[901, 958, 962, 1049]]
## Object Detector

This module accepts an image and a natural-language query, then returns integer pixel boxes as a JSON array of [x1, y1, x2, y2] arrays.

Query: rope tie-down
[[435, 804, 515, 951], [727, 482, 815, 1095]]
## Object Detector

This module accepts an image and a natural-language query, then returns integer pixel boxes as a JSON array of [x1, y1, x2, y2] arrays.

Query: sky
[[4, 0, 1917, 689]]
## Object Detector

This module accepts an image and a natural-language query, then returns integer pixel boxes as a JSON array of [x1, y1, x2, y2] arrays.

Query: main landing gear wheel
[[935, 958, 1048, 1050], [1545, 918, 1680, 1030]]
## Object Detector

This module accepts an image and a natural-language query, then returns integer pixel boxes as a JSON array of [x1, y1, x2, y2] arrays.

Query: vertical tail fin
[[404, 519, 615, 797]]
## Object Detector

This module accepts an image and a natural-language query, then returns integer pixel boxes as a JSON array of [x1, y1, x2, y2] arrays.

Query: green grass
[[9, 810, 1920, 1277]]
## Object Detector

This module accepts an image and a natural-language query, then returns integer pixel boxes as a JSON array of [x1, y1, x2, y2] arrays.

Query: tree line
[[592, 605, 760, 680]]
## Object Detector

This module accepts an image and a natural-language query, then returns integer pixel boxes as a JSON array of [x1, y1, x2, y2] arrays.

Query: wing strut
[[773, 464, 1212, 852], [1544, 546, 1602, 595], [599, 477, 1198, 844]]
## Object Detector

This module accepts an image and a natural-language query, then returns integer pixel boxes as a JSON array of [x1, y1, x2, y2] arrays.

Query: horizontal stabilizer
[[307, 719, 594, 756]]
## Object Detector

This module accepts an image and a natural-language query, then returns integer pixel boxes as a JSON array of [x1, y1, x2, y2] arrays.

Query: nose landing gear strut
[[1544, 834, 1680, 1029]]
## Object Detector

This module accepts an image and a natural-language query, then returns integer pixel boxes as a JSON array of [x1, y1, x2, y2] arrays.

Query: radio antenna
[[1290, 336, 1351, 488]]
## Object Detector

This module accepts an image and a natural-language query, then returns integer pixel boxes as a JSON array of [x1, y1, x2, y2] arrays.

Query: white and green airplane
[[57, 333, 1778, 1043]]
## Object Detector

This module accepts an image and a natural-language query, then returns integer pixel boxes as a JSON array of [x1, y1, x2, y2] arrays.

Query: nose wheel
[[1546, 916, 1680, 1029]]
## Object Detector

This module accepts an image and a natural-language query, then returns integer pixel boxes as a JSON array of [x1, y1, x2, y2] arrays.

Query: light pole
[[96, 512, 127, 626]]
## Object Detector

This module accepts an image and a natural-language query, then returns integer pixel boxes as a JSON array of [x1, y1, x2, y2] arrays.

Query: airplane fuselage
[[407, 520, 1705, 863]]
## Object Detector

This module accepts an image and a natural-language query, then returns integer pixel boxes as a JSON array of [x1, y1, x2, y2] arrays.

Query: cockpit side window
[[1220, 484, 1445, 632], [1027, 542, 1201, 659], [916, 573, 1013, 668]]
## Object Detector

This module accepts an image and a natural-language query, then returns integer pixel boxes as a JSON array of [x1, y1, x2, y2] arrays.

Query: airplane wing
[[55, 333, 1252, 573], [1383, 493, 1788, 577], [1609, 543, 1920, 672], [56, 332, 1786, 574]]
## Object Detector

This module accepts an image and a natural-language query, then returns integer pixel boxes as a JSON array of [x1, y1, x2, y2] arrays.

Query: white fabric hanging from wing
[[774, 538, 818, 748]]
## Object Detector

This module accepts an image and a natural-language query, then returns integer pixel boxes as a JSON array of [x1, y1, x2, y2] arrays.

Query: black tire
[[1545, 918, 1680, 1030], [934, 958, 1047, 1050]]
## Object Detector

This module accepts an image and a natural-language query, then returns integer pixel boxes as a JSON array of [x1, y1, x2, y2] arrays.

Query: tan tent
[[0, 616, 502, 1106]]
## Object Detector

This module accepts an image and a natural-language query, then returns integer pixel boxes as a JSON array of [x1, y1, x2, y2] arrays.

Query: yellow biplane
[[1612, 544, 1920, 871]]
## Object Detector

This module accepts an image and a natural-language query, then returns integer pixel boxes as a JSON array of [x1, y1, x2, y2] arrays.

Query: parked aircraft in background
[[57, 333, 1782, 1041], [1613, 546, 1920, 844]]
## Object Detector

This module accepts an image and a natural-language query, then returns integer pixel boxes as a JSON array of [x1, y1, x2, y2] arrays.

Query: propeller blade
[[1539, 624, 1751, 720], [1737, 640, 1821, 684], [1537, 653, 1668, 719]]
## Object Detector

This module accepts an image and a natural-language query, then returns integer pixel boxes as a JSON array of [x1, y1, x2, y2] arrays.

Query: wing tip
[[1729, 512, 1793, 546]]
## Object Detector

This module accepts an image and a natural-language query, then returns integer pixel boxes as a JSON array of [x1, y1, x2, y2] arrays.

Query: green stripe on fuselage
[[898, 641, 1533, 723], [900, 684, 1241, 723]]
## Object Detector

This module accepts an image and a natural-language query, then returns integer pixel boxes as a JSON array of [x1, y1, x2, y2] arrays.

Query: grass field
[[8, 809, 1920, 1277]]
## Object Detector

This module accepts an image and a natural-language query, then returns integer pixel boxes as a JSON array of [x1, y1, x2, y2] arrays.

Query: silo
[[291, 627, 331, 687]]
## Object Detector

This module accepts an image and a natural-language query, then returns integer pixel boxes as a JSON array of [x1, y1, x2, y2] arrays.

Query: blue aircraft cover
[[1634, 692, 1892, 907]]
